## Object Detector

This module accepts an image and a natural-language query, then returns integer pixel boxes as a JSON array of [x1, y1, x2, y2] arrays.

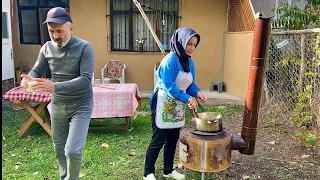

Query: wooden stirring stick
[[93, 86, 116, 90]]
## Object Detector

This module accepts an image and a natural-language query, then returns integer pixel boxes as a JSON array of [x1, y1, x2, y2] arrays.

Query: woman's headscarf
[[170, 27, 200, 72]]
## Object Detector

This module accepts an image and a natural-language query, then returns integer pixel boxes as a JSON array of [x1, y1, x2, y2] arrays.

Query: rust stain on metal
[[206, 139, 231, 172], [180, 133, 202, 171], [179, 126, 232, 172]]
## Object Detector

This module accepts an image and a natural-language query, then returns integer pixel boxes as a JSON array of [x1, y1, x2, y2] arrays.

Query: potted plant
[[136, 38, 147, 53]]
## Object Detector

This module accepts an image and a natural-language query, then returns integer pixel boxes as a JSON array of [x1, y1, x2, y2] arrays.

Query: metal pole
[[222, 170, 226, 180], [201, 172, 205, 180], [299, 33, 306, 92]]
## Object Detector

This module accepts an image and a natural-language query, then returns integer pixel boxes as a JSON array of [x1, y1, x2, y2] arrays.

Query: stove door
[[179, 141, 189, 162]]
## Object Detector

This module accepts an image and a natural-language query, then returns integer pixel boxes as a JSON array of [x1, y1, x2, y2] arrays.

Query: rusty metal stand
[[222, 170, 227, 179], [183, 166, 206, 180], [201, 172, 205, 180], [183, 167, 228, 180]]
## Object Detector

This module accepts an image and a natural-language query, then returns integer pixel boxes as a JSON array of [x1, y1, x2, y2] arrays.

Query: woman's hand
[[197, 91, 207, 103], [188, 97, 197, 110]]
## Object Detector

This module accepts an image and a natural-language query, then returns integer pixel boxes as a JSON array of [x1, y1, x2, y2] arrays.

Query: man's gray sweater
[[29, 36, 94, 103]]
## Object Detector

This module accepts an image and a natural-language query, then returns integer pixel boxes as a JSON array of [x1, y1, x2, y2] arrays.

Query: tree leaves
[[273, 1, 320, 30]]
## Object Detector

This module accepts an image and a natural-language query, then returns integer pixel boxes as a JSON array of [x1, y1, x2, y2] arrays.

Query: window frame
[[109, 0, 179, 52], [2, 12, 9, 39], [16, 0, 69, 45], [17, 5, 41, 44]]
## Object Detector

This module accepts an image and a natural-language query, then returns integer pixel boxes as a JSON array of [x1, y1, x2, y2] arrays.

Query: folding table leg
[[44, 106, 51, 127], [125, 117, 131, 136], [17, 101, 52, 138], [16, 113, 37, 138]]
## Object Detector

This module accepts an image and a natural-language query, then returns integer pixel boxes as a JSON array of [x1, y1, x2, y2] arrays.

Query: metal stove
[[179, 123, 232, 173]]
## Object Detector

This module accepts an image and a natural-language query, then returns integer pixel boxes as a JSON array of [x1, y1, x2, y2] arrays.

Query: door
[[39, 8, 52, 78], [2, 3, 14, 81], [39, 8, 52, 46]]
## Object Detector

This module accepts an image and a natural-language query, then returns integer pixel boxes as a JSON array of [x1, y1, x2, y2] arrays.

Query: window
[[2, 12, 9, 38], [17, 0, 69, 44], [110, 0, 179, 52]]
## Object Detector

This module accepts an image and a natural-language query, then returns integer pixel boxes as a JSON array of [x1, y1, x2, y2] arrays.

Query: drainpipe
[[237, 14, 272, 155]]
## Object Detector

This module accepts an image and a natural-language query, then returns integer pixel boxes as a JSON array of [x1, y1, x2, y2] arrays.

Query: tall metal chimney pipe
[[240, 14, 272, 155]]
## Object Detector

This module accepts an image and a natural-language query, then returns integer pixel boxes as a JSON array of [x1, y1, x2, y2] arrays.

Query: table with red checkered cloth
[[91, 83, 141, 118], [3, 84, 141, 119], [3, 86, 52, 102], [3, 86, 53, 137]]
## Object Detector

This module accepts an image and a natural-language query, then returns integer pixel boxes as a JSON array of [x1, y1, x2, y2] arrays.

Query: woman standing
[[143, 27, 207, 180]]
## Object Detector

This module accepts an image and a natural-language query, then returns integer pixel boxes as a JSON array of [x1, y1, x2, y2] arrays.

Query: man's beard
[[52, 36, 71, 48]]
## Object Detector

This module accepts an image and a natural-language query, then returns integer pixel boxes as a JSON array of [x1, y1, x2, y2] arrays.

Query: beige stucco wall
[[223, 32, 254, 98], [12, 0, 228, 90], [179, 0, 228, 89]]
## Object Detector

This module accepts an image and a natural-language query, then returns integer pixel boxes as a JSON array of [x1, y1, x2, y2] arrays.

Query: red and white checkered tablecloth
[[91, 83, 141, 118], [3, 84, 142, 118], [3, 86, 52, 102]]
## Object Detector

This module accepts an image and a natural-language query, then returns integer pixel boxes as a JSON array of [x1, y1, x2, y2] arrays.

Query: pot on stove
[[194, 112, 222, 132], [190, 99, 223, 132]]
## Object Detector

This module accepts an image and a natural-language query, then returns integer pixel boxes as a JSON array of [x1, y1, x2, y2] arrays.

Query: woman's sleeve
[[160, 56, 191, 103]]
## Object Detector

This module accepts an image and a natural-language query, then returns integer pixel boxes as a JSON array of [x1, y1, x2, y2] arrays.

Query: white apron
[[155, 71, 193, 129]]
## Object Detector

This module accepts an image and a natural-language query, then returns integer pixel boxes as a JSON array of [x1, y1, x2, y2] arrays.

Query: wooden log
[[132, 0, 165, 56]]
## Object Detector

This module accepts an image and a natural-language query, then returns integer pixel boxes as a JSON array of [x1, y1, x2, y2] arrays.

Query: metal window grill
[[109, 0, 179, 52], [228, 0, 255, 32], [260, 29, 320, 128]]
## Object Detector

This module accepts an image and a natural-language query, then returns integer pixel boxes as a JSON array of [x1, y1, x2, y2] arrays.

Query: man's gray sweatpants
[[47, 98, 93, 180]]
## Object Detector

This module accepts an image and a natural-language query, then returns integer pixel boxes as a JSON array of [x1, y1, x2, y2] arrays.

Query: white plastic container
[[26, 80, 36, 93]]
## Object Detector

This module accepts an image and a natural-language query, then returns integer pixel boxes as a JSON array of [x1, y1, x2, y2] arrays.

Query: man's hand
[[32, 78, 55, 92], [197, 91, 207, 103], [20, 74, 34, 89]]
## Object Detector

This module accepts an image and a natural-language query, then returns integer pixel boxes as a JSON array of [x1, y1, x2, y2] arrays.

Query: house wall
[[224, 32, 254, 99], [13, 0, 227, 90], [11, 0, 228, 91], [178, 0, 228, 89], [2, 0, 15, 94], [70, 0, 228, 90]]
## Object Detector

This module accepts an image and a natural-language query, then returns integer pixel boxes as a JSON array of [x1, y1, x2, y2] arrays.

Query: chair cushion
[[104, 60, 124, 78]]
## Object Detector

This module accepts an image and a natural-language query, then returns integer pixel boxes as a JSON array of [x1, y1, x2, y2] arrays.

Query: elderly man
[[20, 7, 94, 180]]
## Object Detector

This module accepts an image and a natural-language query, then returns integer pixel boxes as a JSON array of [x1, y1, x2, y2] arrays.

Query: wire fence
[[260, 28, 320, 128]]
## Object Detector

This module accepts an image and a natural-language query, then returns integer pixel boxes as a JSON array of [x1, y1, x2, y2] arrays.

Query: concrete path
[[139, 89, 245, 106]]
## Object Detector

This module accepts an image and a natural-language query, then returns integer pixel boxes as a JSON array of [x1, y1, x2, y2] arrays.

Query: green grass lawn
[[2, 98, 243, 179]]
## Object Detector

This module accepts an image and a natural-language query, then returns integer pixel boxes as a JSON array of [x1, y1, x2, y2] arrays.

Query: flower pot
[[139, 46, 143, 53]]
